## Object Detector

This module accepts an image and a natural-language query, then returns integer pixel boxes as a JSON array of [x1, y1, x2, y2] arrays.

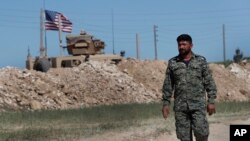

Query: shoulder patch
[[168, 56, 178, 68], [195, 54, 207, 61], [169, 55, 178, 62]]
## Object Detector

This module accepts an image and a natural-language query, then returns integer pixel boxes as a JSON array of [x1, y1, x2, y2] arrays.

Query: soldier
[[162, 34, 217, 141]]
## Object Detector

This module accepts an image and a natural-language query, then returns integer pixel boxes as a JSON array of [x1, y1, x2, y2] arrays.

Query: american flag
[[45, 10, 72, 33]]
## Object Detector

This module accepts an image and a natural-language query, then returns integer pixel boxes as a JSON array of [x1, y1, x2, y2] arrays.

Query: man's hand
[[162, 105, 170, 119], [207, 104, 216, 116]]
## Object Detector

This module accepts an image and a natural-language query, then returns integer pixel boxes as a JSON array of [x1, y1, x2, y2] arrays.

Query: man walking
[[162, 34, 217, 141]]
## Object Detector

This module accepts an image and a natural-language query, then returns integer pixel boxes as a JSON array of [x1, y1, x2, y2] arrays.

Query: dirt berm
[[0, 59, 249, 111]]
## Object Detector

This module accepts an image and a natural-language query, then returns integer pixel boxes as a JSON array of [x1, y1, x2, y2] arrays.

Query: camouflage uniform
[[162, 53, 217, 141]]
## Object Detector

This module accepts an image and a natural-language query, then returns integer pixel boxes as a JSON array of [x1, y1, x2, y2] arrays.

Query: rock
[[123, 69, 128, 74], [30, 100, 42, 110], [239, 89, 248, 95], [36, 90, 47, 96]]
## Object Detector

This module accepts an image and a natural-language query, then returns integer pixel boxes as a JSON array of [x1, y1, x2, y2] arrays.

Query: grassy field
[[213, 60, 233, 67], [0, 101, 249, 141]]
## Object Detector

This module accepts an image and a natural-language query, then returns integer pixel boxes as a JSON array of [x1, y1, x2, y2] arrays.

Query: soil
[[80, 117, 250, 141], [0, 59, 249, 111]]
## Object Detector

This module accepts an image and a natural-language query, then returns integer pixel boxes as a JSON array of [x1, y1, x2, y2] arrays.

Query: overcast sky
[[0, 0, 250, 68]]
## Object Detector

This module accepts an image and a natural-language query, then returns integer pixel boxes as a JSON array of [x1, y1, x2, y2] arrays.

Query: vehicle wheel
[[34, 58, 51, 72], [72, 60, 81, 67]]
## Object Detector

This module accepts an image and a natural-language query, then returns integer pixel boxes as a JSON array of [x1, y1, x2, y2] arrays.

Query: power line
[[0, 24, 37, 29], [109, 7, 250, 15], [0, 14, 38, 19], [0, 20, 39, 24], [0, 6, 249, 15]]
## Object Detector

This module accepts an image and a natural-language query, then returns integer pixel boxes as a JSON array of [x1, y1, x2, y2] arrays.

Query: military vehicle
[[26, 31, 123, 72]]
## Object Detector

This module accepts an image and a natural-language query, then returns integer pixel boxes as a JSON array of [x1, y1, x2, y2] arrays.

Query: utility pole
[[153, 25, 158, 60], [39, 8, 46, 58], [112, 9, 115, 54], [136, 33, 140, 60], [27, 46, 32, 59], [223, 24, 226, 62]]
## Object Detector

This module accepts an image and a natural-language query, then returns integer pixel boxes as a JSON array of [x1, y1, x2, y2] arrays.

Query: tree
[[233, 48, 243, 63]]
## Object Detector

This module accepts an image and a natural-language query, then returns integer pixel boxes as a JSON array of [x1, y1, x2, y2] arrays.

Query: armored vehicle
[[26, 31, 123, 72]]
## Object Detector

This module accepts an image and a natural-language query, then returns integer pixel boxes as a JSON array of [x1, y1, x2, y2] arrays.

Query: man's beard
[[179, 48, 191, 56]]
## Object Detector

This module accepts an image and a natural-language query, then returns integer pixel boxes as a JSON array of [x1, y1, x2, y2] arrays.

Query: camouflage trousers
[[175, 109, 209, 141]]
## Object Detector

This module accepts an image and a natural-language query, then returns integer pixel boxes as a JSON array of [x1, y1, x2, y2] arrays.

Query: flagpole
[[43, 0, 48, 57], [44, 16, 48, 56], [58, 15, 63, 56], [40, 8, 45, 58]]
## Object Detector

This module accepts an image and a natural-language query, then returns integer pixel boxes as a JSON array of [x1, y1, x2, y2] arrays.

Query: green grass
[[216, 101, 250, 113], [0, 103, 163, 141], [0, 101, 249, 141], [213, 60, 234, 67]]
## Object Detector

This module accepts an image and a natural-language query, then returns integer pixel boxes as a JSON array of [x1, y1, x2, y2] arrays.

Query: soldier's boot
[[195, 136, 208, 141]]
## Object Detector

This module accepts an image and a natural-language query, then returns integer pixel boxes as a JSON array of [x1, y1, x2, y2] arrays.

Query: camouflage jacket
[[162, 53, 217, 111]]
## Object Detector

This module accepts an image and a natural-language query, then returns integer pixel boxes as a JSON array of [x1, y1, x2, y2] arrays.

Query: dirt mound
[[117, 59, 167, 99], [0, 61, 156, 111], [209, 63, 250, 101], [0, 60, 249, 111], [118, 59, 250, 102]]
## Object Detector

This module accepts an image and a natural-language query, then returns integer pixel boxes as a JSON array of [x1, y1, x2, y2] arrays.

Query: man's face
[[178, 41, 193, 56]]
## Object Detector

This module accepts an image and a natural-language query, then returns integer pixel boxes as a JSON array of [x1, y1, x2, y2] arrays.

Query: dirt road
[[81, 118, 250, 141]]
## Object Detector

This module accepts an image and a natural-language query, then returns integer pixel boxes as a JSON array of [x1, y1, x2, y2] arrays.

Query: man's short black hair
[[177, 34, 192, 43]]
